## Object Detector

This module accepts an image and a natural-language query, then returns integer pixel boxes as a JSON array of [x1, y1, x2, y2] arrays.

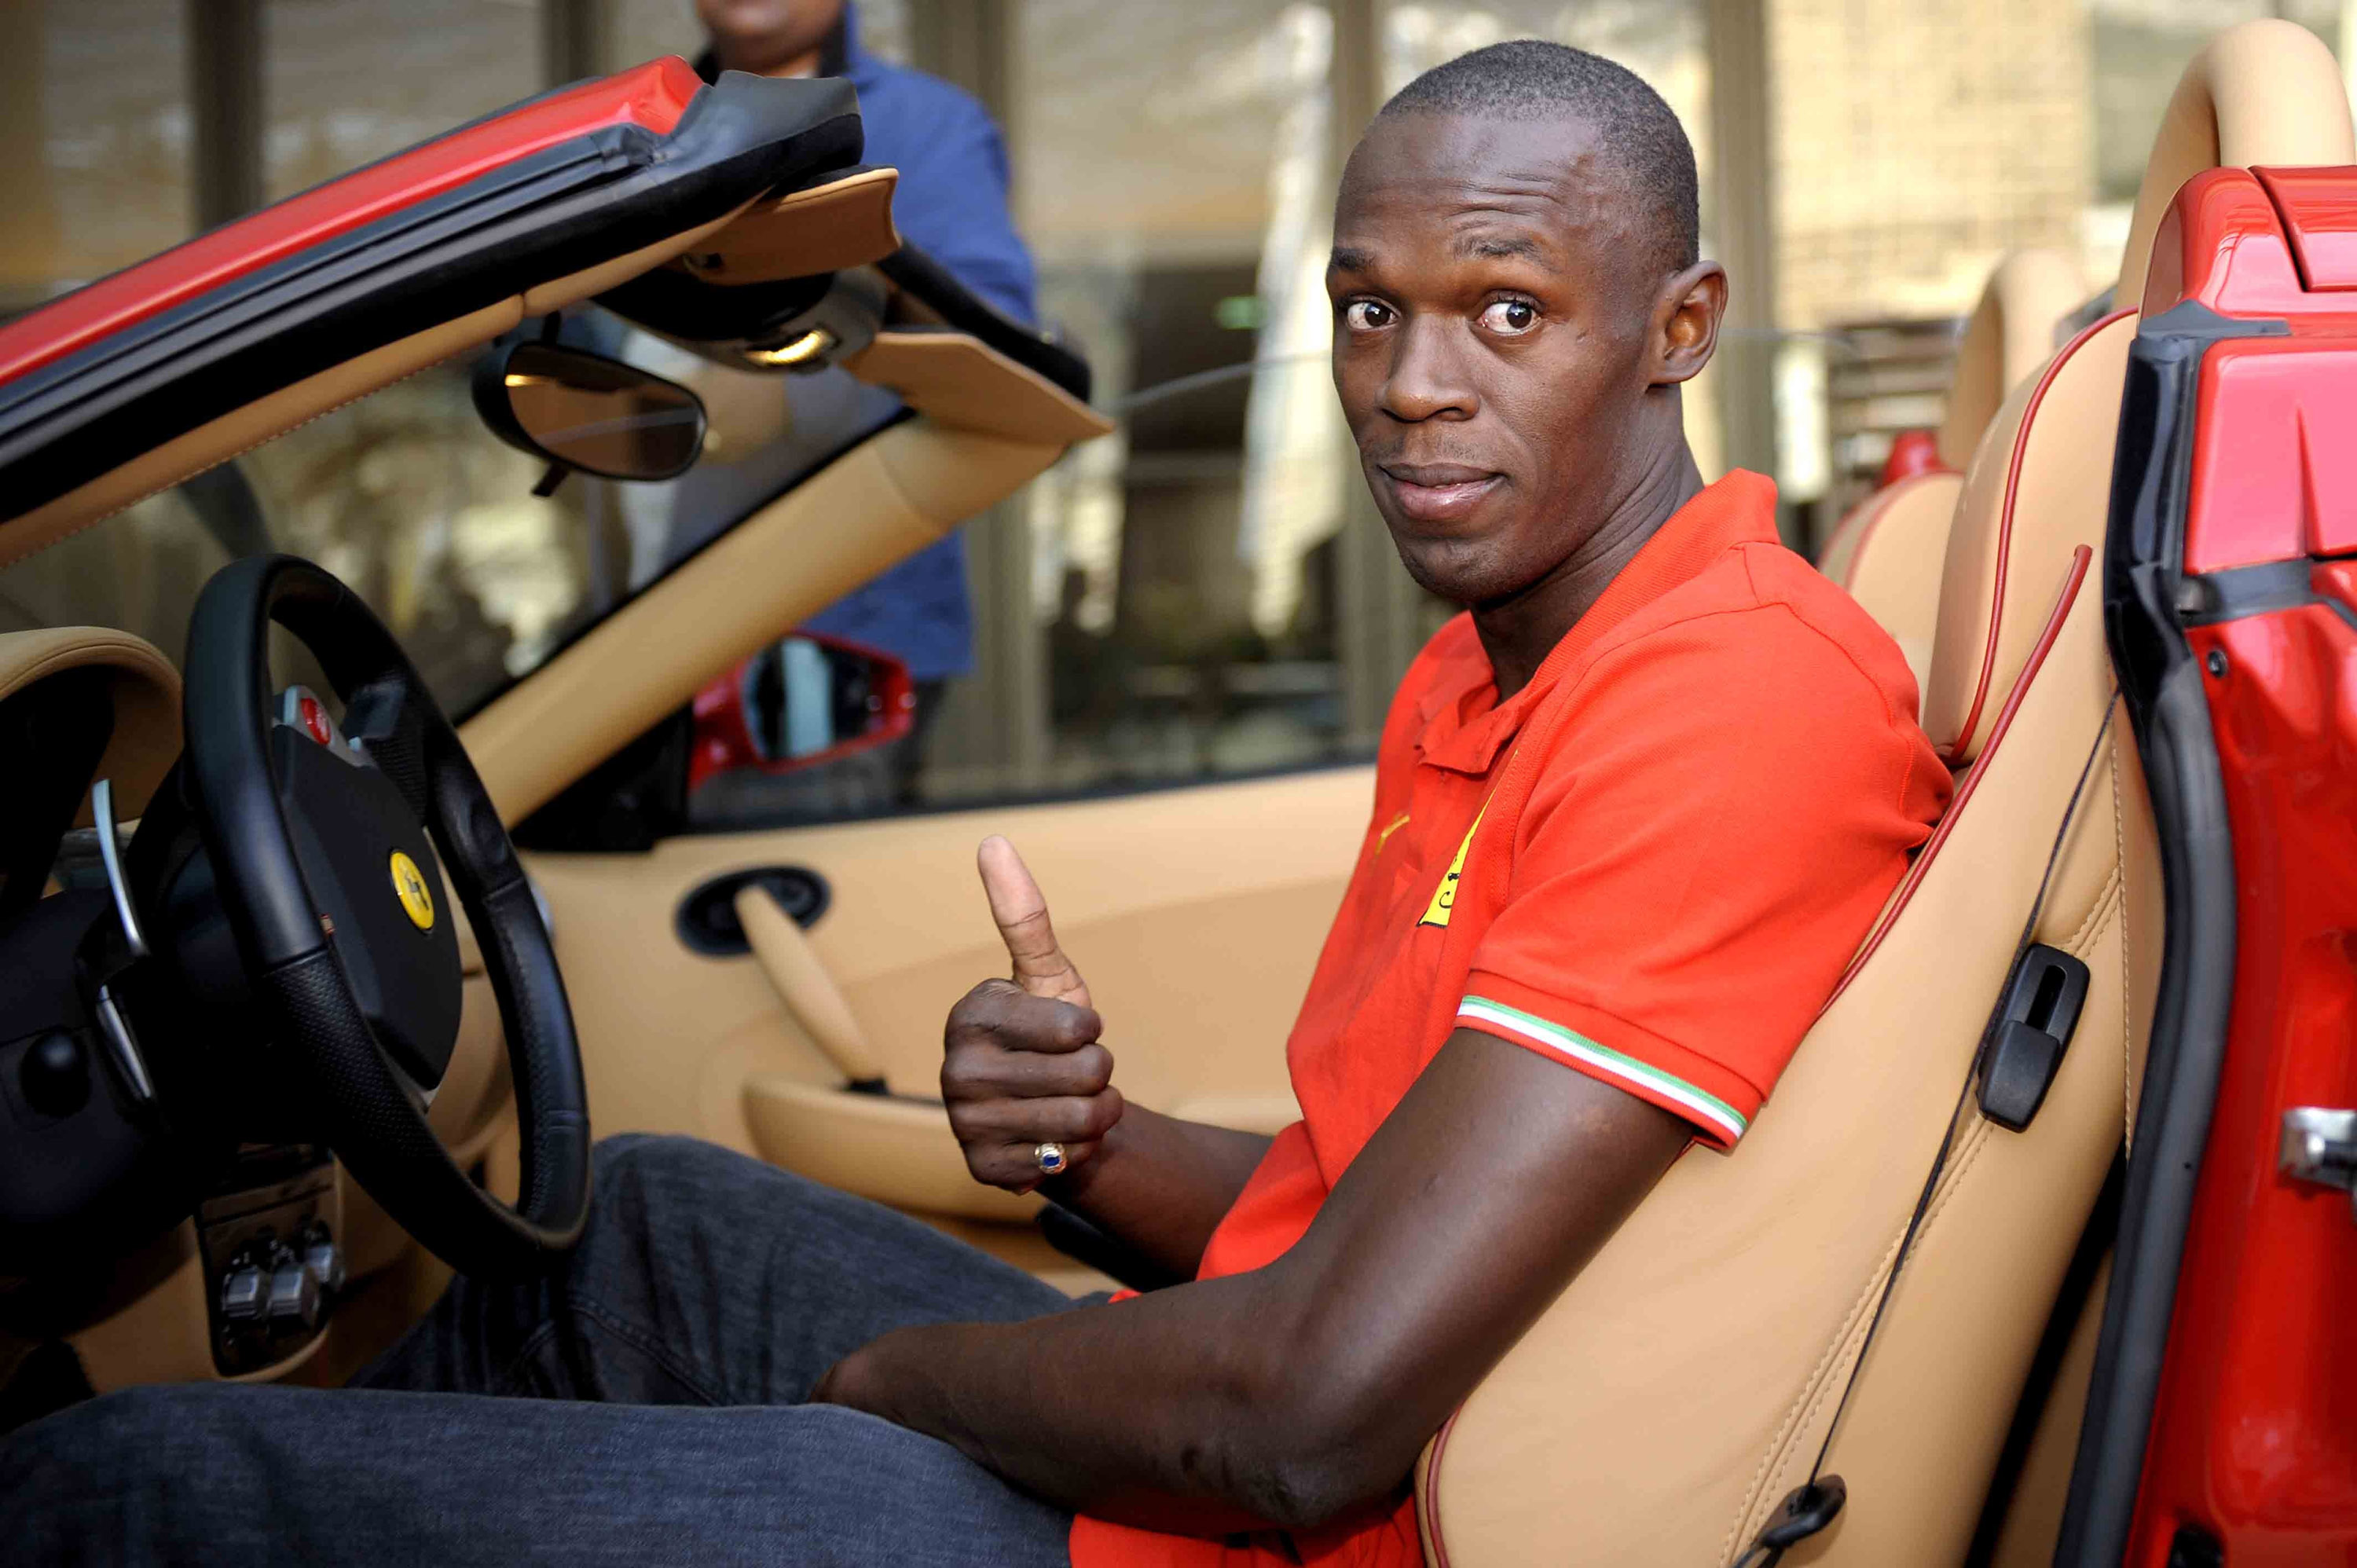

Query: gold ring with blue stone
[[1033, 1141, 1066, 1176]]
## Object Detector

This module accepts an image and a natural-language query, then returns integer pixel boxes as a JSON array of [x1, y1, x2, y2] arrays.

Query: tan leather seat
[[1413, 20, 2352, 1566], [1816, 250, 2084, 697]]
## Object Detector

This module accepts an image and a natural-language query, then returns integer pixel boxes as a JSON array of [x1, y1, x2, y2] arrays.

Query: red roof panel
[[0, 56, 703, 389]]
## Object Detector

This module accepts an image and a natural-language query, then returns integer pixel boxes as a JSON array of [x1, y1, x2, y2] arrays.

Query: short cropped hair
[[1380, 40, 1700, 278]]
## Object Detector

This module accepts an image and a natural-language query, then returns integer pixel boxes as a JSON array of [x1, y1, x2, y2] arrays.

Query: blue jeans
[[2, 1136, 1078, 1566]]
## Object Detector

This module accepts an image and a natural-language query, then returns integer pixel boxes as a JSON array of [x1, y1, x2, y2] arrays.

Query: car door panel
[[524, 764, 1370, 1193]]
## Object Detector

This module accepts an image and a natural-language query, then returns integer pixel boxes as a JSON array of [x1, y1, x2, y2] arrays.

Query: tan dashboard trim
[[460, 416, 1066, 822], [680, 167, 903, 283], [0, 626, 182, 819], [0, 303, 523, 571], [845, 331, 1116, 447]]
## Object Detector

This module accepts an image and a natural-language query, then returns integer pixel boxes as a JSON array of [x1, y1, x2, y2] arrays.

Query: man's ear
[[1649, 262, 1727, 387]]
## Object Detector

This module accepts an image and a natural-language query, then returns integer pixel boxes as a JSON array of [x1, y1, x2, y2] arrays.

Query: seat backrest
[[1816, 471, 1959, 694], [1414, 21, 2351, 1566], [1816, 250, 2084, 695]]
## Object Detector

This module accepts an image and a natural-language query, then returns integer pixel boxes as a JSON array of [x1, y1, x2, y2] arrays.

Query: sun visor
[[676, 165, 903, 284], [596, 203, 1109, 448]]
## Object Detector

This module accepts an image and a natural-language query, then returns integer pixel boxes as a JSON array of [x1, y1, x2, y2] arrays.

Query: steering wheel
[[181, 555, 590, 1275]]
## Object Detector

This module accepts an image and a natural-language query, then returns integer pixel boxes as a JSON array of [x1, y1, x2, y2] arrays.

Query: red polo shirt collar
[[1414, 471, 1780, 776]]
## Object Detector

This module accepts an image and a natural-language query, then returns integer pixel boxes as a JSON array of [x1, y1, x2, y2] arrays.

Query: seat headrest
[[2117, 18, 2355, 310], [1924, 19, 2355, 767], [1934, 250, 2086, 471], [1922, 313, 2135, 764]]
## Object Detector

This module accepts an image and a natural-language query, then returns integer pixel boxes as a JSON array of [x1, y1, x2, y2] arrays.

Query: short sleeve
[[1454, 605, 1941, 1149]]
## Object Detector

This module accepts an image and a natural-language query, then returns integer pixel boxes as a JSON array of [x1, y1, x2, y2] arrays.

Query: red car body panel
[[2126, 164, 2357, 1566], [0, 59, 702, 388]]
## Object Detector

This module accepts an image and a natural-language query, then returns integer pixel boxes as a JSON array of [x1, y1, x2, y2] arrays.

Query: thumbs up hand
[[941, 837, 1124, 1192]]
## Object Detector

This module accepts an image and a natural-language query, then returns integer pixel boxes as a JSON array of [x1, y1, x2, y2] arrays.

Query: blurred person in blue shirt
[[687, 0, 1036, 804]]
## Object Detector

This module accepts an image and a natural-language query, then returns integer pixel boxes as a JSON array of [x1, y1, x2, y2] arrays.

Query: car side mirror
[[691, 634, 918, 795], [472, 339, 707, 488]]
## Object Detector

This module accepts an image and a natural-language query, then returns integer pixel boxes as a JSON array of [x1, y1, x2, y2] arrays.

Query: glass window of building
[[0, 1, 192, 313], [971, 1, 1359, 811], [262, 0, 538, 202]]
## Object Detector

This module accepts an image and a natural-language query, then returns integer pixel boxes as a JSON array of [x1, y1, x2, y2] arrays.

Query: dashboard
[[0, 627, 515, 1401]]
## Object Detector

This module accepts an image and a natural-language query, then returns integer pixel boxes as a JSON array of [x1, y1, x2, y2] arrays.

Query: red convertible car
[[0, 23, 2349, 1567]]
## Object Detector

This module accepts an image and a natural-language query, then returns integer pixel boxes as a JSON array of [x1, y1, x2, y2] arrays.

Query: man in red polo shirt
[[812, 36, 1951, 1568], [0, 38, 1946, 1568]]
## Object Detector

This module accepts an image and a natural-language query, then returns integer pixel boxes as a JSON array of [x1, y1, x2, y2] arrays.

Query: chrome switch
[[266, 1260, 321, 1330], [301, 1231, 346, 1297], [219, 1263, 266, 1323]]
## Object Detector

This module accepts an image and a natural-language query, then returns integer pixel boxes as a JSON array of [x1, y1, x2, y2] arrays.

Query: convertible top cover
[[0, 60, 861, 531]]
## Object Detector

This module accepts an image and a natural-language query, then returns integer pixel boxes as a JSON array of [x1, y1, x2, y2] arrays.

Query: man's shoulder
[[1578, 539, 1926, 730], [851, 55, 999, 137]]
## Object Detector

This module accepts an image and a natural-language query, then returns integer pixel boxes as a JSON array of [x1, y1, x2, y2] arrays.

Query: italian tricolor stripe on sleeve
[[1456, 995, 1750, 1145]]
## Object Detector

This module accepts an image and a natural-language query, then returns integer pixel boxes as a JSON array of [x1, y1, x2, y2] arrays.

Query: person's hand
[[942, 836, 1123, 1192]]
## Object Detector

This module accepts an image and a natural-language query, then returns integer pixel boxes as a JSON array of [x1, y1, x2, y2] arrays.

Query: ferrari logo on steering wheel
[[389, 850, 435, 932]]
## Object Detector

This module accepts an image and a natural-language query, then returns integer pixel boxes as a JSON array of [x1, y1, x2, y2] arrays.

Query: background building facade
[[0, 0, 2349, 824]]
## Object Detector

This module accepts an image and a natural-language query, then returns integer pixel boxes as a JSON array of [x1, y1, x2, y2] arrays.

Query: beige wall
[[1771, 0, 2094, 330]]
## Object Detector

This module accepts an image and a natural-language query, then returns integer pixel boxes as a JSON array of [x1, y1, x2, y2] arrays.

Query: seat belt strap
[[1736, 691, 2120, 1567]]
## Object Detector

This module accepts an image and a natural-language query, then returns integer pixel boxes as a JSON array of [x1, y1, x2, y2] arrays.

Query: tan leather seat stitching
[[1722, 1236, 1899, 1562], [2059, 861, 2123, 957], [1733, 1115, 1997, 1558], [1728, 557, 2088, 1553], [1722, 881, 2127, 1559], [1726, 1095, 2003, 1558], [1945, 313, 2132, 764], [1829, 550, 2090, 1006]]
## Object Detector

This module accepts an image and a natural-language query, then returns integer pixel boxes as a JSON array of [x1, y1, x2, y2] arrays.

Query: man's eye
[[1479, 300, 1538, 335], [1343, 300, 1395, 331]]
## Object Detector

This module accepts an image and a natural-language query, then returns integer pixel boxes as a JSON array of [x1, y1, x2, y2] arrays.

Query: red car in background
[[689, 630, 915, 793]]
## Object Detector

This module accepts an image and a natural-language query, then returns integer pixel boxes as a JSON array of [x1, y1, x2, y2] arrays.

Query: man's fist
[[942, 837, 1124, 1192]]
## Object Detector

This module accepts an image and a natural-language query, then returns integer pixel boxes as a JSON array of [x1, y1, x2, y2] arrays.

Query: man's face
[[1329, 112, 1671, 606], [696, 0, 845, 68]]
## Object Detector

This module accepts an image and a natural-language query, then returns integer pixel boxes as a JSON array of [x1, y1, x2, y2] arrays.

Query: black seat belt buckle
[[1732, 1475, 1847, 1567], [1978, 943, 2091, 1132]]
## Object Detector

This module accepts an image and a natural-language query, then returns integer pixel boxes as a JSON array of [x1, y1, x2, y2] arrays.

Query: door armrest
[[742, 1075, 1041, 1223]]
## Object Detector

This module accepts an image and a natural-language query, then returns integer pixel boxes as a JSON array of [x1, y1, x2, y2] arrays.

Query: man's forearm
[[815, 1267, 1347, 1535], [1047, 1106, 1271, 1280], [820, 1034, 1690, 1537]]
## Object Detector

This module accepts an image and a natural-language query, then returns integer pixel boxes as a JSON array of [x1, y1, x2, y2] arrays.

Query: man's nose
[[1376, 317, 1477, 423]]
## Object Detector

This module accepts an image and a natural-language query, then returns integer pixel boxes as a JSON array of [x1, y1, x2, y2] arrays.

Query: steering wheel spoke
[[340, 673, 434, 821]]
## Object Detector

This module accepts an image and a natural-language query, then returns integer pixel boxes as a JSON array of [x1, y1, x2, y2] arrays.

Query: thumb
[[977, 836, 1091, 1007]]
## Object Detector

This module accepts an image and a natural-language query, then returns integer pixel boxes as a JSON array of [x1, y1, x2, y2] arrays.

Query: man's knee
[[586, 1133, 836, 1246], [589, 1132, 757, 1200]]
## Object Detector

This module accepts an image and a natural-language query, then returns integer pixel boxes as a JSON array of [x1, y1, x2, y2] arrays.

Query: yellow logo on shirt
[[1418, 804, 1487, 929]]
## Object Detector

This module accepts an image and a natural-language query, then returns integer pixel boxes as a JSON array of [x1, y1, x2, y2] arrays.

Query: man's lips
[[1377, 462, 1504, 523]]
